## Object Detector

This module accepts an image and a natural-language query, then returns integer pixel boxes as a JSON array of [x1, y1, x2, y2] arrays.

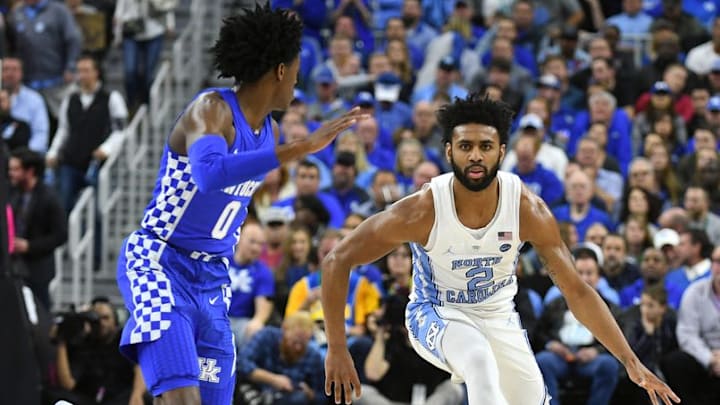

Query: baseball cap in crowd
[[711, 59, 720, 74], [335, 151, 356, 168], [292, 89, 307, 105], [374, 72, 402, 103], [572, 242, 604, 267], [707, 96, 720, 112], [653, 228, 680, 249], [259, 206, 295, 227], [313, 66, 336, 85], [519, 113, 544, 131], [438, 55, 459, 71], [537, 74, 561, 90], [354, 91, 375, 107], [650, 81, 671, 95]]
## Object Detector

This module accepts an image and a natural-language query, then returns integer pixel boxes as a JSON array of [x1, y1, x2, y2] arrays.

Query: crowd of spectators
[[4, 0, 720, 404]]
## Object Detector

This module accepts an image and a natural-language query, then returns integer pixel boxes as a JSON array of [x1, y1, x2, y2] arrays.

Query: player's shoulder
[[381, 186, 435, 241]]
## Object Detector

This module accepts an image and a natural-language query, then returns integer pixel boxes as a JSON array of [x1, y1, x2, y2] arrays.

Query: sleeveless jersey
[[140, 88, 273, 259], [409, 171, 523, 314]]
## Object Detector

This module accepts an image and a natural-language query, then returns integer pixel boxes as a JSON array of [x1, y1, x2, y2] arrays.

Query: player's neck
[[453, 178, 499, 207], [235, 85, 273, 131]]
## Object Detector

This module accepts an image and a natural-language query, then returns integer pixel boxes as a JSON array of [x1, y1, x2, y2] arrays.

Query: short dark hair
[[298, 159, 319, 173], [11, 147, 44, 178], [681, 228, 713, 258], [642, 283, 668, 306], [211, 4, 303, 84], [436, 93, 514, 146]]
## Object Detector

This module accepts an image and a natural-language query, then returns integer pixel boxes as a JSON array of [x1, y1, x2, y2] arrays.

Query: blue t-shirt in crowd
[[552, 205, 615, 241], [512, 163, 564, 206], [228, 259, 275, 318]]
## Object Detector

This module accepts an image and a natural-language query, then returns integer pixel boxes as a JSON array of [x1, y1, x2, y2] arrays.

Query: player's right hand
[[306, 107, 369, 154], [325, 346, 362, 404]]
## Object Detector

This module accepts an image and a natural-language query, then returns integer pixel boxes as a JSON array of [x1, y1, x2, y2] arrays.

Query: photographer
[[49, 297, 147, 405], [355, 294, 464, 405]]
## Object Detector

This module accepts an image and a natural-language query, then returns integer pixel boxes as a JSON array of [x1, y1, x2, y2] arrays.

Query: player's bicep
[[520, 189, 584, 295]]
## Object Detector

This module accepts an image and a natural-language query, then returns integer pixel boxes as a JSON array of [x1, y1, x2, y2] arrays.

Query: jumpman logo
[[198, 357, 221, 383]]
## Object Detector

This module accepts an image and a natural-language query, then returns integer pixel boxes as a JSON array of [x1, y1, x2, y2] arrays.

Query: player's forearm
[[320, 253, 353, 348], [565, 283, 638, 367]]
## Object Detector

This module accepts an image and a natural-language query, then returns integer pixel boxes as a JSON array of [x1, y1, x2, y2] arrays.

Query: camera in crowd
[[52, 310, 101, 346], [378, 294, 410, 334]]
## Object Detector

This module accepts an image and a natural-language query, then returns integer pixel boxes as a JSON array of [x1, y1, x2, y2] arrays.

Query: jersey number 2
[[211, 201, 242, 239], [465, 266, 494, 291]]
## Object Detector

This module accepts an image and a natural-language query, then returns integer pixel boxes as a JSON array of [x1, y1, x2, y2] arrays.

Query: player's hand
[[626, 360, 681, 405], [325, 346, 361, 404], [306, 107, 368, 154]]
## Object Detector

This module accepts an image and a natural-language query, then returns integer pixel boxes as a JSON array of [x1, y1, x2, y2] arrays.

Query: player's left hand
[[325, 346, 361, 404], [626, 360, 681, 405]]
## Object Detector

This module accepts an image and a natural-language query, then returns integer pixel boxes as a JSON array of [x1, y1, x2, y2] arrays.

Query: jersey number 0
[[211, 201, 242, 239]]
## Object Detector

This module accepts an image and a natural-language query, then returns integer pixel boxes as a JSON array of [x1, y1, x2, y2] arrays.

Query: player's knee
[[155, 386, 201, 405], [462, 346, 495, 374]]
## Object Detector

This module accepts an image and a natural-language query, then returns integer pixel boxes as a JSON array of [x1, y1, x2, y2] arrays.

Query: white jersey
[[410, 171, 523, 314]]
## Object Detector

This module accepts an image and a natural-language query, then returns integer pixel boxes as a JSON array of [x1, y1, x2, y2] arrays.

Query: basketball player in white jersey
[[320, 94, 680, 405]]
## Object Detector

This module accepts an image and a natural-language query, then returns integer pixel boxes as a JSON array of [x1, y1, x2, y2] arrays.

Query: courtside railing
[[68, 187, 95, 306]]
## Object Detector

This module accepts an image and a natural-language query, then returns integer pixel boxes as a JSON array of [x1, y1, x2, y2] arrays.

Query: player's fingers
[[334, 380, 343, 404], [646, 389, 659, 405], [325, 375, 332, 396], [343, 377, 353, 404], [660, 391, 674, 405], [352, 372, 362, 399]]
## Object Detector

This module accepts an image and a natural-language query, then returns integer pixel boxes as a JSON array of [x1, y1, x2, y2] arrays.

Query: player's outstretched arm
[[519, 188, 680, 405], [321, 190, 434, 404], [172, 93, 367, 193]]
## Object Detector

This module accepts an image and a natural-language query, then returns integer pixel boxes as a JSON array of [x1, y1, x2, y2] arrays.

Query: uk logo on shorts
[[198, 357, 221, 383]]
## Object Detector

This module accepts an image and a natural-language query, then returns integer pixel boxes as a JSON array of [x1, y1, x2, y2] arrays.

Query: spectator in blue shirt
[[356, 116, 396, 171], [380, 17, 424, 69], [570, 90, 633, 176], [373, 72, 413, 149], [331, 2, 375, 63], [236, 312, 326, 405], [553, 170, 615, 241], [274, 160, 346, 229], [511, 132, 564, 206], [307, 66, 349, 122], [1, 57, 49, 154], [411, 56, 468, 104], [606, 0, 654, 38], [323, 151, 370, 218], [620, 247, 682, 309], [228, 221, 275, 349], [402, 0, 438, 52]]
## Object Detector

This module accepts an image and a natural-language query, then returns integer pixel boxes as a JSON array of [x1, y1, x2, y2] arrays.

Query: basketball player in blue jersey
[[321, 94, 680, 405], [115, 5, 365, 404]]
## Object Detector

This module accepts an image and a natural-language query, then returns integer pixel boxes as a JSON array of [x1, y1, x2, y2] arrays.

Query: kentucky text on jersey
[[222, 180, 262, 198]]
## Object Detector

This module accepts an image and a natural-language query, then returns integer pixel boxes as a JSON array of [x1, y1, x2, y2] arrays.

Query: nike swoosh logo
[[209, 296, 219, 305]]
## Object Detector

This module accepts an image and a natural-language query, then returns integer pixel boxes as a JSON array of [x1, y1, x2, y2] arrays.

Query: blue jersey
[[140, 88, 274, 259]]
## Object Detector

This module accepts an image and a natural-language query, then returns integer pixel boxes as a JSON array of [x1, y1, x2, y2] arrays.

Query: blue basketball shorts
[[117, 230, 235, 403]]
